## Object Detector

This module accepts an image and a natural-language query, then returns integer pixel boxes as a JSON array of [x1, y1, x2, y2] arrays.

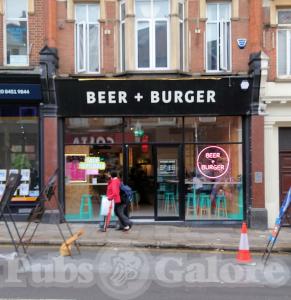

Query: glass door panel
[[127, 145, 154, 218], [156, 146, 180, 219]]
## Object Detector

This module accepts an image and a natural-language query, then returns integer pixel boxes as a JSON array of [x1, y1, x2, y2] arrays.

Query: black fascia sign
[[56, 77, 253, 117]]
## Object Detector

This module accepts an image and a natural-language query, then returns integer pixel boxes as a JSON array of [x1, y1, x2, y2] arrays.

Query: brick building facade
[[0, 0, 271, 227]]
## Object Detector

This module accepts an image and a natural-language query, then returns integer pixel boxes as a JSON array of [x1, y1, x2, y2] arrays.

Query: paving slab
[[0, 222, 290, 252]]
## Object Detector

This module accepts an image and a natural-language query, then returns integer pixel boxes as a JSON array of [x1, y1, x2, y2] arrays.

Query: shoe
[[123, 226, 130, 231], [116, 226, 124, 231]]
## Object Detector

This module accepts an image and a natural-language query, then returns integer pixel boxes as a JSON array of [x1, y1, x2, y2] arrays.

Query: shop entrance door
[[154, 146, 183, 220], [279, 152, 291, 225]]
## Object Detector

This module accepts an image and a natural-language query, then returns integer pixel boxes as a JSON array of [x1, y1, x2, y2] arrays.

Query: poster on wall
[[158, 159, 177, 176], [65, 155, 87, 182], [19, 184, 29, 196], [79, 156, 106, 175], [0, 184, 5, 196], [0, 169, 7, 182]]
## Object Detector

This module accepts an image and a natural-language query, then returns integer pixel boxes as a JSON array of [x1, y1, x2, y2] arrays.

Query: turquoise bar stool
[[164, 192, 176, 213], [186, 191, 197, 217], [158, 183, 167, 209], [80, 194, 94, 219], [199, 193, 211, 217], [215, 193, 228, 217]]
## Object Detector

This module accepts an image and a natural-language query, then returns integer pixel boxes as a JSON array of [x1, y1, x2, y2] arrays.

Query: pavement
[[0, 221, 291, 253]]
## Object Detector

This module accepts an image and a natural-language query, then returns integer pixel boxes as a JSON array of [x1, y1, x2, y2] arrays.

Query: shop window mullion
[[288, 30, 291, 75]]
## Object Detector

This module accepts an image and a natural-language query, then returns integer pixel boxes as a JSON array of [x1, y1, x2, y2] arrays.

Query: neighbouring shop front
[[0, 74, 41, 214], [56, 77, 254, 223]]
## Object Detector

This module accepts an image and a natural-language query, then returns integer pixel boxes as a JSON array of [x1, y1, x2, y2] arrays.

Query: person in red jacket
[[106, 170, 132, 231]]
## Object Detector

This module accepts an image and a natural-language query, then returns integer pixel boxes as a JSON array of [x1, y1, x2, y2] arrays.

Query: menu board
[[158, 159, 177, 176]]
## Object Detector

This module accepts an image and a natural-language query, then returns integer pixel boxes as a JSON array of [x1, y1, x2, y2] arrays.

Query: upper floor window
[[206, 2, 231, 72], [75, 4, 100, 73], [277, 9, 291, 77], [5, 0, 28, 66], [135, 0, 169, 69]]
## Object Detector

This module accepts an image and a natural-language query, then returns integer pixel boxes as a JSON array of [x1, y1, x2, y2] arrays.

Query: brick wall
[[101, 1, 116, 73], [0, 14, 3, 64], [56, 1, 74, 74], [56, 0, 117, 75], [53, 0, 263, 76], [28, 0, 46, 66], [44, 117, 58, 209], [262, 6, 277, 81], [251, 116, 265, 208], [187, 0, 260, 74]]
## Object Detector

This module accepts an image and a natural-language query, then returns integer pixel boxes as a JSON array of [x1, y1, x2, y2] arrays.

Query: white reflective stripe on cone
[[239, 233, 250, 250]]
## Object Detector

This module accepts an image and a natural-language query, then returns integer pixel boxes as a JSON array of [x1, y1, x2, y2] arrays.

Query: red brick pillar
[[251, 115, 265, 208], [248, 0, 262, 53], [43, 111, 58, 209]]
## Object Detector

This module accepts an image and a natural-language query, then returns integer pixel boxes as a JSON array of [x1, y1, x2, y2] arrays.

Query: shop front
[[56, 77, 253, 223], [0, 74, 42, 214]]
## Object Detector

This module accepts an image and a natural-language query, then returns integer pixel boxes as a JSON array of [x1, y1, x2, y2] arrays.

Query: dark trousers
[[114, 203, 131, 228]]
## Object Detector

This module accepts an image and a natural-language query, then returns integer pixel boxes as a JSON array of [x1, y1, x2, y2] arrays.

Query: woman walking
[[106, 170, 132, 231]]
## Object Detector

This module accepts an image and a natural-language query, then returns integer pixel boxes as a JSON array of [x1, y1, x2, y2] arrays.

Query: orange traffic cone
[[236, 222, 253, 264]]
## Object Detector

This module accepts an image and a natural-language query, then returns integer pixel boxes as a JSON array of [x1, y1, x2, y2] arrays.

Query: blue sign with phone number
[[0, 84, 41, 100]]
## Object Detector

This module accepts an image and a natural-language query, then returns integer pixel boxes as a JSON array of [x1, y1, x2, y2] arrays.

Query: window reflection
[[0, 105, 39, 199], [184, 116, 242, 143], [124, 117, 183, 143]]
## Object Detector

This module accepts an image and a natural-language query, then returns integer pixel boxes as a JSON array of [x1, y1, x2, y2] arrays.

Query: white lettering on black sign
[[87, 91, 127, 104], [86, 90, 216, 104], [151, 90, 216, 103], [0, 89, 30, 95]]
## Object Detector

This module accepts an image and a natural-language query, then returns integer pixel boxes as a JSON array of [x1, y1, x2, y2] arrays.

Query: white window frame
[[277, 9, 291, 78], [135, 0, 170, 70], [179, 0, 185, 71], [4, 0, 29, 66], [120, 1, 126, 72], [74, 3, 100, 74], [205, 2, 231, 73]]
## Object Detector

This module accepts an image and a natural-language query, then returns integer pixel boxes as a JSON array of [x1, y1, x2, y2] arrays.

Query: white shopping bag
[[100, 195, 115, 216]]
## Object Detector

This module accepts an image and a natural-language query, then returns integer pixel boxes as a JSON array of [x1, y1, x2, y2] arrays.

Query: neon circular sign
[[197, 146, 230, 179]]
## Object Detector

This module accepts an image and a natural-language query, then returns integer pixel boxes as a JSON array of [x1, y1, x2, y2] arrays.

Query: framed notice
[[65, 154, 87, 182], [21, 169, 30, 181], [158, 159, 177, 176], [0, 169, 7, 182], [19, 184, 29, 196]]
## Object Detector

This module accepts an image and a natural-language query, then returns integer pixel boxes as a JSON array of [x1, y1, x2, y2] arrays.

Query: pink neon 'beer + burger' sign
[[197, 146, 230, 179]]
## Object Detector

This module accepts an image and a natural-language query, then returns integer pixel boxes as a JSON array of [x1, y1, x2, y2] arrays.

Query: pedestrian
[[106, 170, 132, 231]]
